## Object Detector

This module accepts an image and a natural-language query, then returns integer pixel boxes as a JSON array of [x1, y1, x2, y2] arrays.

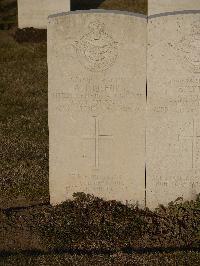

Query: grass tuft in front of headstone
[[33, 193, 200, 251], [0, 193, 199, 253]]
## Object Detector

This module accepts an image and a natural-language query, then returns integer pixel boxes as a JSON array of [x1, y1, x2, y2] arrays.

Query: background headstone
[[18, 0, 70, 29], [148, 0, 200, 16], [147, 11, 200, 208], [48, 11, 146, 207]]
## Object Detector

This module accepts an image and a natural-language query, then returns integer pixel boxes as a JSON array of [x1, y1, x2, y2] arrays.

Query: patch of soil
[[13, 28, 47, 43]]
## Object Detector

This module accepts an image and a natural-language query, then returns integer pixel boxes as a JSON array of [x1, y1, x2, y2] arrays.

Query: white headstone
[[148, 0, 200, 16], [147, 11, 200, 208], [18, 0, 70, 29], [48, 10, 146, 207]]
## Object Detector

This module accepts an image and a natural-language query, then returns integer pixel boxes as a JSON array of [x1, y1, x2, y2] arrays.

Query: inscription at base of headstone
[[48, 11, 146, 207]]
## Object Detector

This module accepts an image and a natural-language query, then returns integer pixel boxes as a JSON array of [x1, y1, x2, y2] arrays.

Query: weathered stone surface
[[147, 12, 200, 208], [48, 11, 146, 207], [148, 0, 200, 16], [18, 0, 70, 29]]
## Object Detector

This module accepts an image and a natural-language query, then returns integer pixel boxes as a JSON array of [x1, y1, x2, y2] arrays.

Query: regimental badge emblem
[[74, 21, 118, 72], [172, 20, 200, 73]]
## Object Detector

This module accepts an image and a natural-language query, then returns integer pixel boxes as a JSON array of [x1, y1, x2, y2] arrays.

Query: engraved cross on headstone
[[178, 119, 200, 168], [83, 116, 113, 169]]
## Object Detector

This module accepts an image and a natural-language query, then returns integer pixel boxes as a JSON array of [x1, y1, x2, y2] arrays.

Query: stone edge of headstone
[[148, 9, 200, 19], [48, 9, 147, 20]]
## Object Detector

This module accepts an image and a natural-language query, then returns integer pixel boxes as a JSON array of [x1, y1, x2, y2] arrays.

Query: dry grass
[[0, 31, 49, 208]]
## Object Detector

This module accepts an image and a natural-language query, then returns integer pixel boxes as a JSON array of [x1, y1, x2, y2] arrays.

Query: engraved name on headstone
[[48, 11, 146, 206]]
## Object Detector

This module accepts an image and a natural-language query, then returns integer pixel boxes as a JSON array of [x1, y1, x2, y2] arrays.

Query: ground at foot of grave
[[1, 251, 200, 266], [0, 192, 199, 255]]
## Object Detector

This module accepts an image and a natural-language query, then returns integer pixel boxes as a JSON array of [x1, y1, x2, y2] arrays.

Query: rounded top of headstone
[[148, 0, 200, 17], [48, 9, 147, 20]]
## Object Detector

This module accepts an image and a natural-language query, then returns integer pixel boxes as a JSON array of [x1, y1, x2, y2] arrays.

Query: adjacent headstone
[[18, 0, 70, 29], [148, 0, 200, 16], [48, 10, 146, 207], [147, 11, 200, 208]]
